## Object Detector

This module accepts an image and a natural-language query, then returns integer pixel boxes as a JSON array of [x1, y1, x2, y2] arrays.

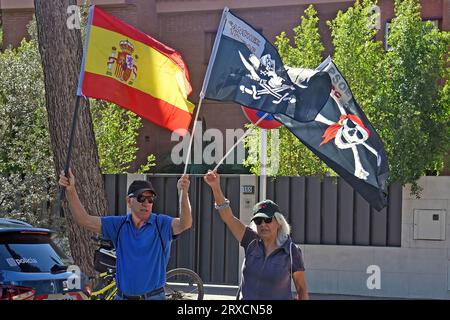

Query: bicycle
[[89, 237, 204, 300]]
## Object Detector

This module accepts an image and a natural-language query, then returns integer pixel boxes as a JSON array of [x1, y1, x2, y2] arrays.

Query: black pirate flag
[[274, 57, 389, 211], [203, 9, 331, 122]]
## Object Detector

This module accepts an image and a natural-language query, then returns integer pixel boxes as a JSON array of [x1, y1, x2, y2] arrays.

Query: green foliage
[[327, 0, 384, 119], [244, 5, 333, 177], [276, 5, 325, 69], [90, 100, 156, 174], [0, 20, 55, 226], [138, 154, 156, 174], [243, 123, 332, 176], [374, 0, 450, 193]]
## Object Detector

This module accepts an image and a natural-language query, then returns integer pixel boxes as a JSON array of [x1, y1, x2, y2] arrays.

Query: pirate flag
[[274, 56, 389, 211], [203, 8, 331, 122]]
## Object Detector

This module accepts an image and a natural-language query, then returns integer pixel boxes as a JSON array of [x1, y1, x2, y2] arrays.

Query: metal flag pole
[[55, 95, 82, 217], [200, 7, 229, 103], [182, 97, 203, 175], [213, 113, 269, 172], [259, 128, 267, 202], [182, 6, 229, 175]]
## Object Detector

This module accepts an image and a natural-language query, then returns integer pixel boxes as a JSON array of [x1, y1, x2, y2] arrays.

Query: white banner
[[223, 12, 266, 58]]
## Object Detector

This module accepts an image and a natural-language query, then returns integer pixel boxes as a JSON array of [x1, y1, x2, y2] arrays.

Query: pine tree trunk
[[34, 0, 108, 276]]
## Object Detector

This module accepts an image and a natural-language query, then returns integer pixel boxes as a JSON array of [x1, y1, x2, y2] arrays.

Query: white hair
[[250, 212, 291, 247]]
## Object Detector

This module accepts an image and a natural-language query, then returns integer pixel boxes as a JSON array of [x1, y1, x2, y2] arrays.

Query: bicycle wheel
[[165, 268, 204, 300]]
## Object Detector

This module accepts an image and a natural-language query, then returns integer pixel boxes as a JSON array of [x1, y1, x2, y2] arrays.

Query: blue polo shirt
[[101, 213, 175, 295]]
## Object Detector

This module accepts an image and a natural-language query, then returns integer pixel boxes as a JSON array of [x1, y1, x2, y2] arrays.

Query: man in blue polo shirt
[[59, 168, 192, 300]]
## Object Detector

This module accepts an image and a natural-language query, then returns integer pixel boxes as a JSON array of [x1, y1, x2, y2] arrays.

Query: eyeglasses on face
[[253, 217, 273, 225], [132, 194, 156, 204]]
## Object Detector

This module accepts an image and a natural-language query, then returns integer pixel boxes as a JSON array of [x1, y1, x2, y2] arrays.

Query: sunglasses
[[253, 217, 273, 225], [132, 194, 156, 204]]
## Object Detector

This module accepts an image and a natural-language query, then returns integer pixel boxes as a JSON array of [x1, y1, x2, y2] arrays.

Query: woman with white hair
[[204, 170, 308, 300]]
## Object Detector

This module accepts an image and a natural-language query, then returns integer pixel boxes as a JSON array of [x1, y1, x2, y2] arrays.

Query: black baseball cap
[[251, 200, 281, 221], [127, 180, 156, 197]]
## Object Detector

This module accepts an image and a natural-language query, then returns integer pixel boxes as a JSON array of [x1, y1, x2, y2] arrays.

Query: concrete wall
[[302, 176, 450, 299]]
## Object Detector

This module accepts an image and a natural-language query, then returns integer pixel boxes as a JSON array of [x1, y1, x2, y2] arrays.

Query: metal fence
[[102, 174, 402, 285], [265, 177, 402, 247]]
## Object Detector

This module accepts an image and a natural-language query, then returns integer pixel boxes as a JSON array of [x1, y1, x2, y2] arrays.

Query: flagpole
[[213, 113, 269, 172], [182, 96, 204, 175], [55, 5, 94, 217], [200, 7, 229, 98], [179, 96, 203, 217], [179, 7, 229, 212], [259, 128, 267, 202], [55, 95, 82, 217], [182, 7, 229, 175]]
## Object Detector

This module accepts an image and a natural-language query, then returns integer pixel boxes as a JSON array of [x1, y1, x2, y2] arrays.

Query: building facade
[[1, 0, 449, 172]]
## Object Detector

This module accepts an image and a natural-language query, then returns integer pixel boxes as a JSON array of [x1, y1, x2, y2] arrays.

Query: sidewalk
[[202, 284, 410, 300], [203, 284, 237, 300]]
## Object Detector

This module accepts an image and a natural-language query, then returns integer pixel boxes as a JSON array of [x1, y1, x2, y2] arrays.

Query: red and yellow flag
[[77, 6, 194, 134]]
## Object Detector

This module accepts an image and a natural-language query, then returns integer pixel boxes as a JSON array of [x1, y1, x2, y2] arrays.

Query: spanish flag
[[77, 6, 194, 134]]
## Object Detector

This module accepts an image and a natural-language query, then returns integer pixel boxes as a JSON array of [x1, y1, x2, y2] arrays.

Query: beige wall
[[301, 176, 450, 299]]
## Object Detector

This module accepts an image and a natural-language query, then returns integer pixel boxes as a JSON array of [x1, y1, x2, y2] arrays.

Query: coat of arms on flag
[[106, 39, 138, 85]]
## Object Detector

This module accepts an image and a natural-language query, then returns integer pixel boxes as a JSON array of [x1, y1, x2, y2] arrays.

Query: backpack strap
[[154, 214, 166, 253], [236, 238, 258, 300], [290, 241, 294, 295], [114, 216, 127, 249]]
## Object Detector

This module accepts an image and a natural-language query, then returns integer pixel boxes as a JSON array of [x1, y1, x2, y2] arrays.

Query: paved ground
[[202, 284, 409, 300], [203, 284, 237, 300]]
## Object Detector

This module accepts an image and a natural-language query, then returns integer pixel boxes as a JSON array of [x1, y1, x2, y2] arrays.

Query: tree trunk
[[34, 0, 108, 276]]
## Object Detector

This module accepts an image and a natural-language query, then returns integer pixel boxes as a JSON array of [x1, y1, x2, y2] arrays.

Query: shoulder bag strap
[[115, 216, 127, 249], [236, 238, 258, 300], [154, 214, 166, 253]]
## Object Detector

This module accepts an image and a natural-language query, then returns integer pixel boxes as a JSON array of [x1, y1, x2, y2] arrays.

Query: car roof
[[0, 218, 53, 234]]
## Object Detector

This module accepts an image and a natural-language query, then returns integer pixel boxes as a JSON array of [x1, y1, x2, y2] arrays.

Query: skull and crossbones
[[285, 66, 380, 180], [315, 93, 378, 180], [238, 51, 297, 104]]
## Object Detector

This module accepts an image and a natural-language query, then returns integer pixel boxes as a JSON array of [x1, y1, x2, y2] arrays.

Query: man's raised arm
[[58, 168, 101, 234]]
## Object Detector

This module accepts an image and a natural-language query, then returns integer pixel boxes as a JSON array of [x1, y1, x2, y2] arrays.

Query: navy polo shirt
[[240, 227, 305, 300], [101, 213, 175, 295]]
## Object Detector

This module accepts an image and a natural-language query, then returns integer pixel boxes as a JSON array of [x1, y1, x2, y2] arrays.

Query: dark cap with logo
[[127, 180, 157, 197], [251, 200, 281, 221]]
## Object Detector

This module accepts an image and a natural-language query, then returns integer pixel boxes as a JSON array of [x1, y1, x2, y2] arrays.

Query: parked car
[[0, 218, 88, 300]]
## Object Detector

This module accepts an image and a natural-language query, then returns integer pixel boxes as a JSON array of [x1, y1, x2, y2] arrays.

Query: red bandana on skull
[[320, 114, 370, 146]]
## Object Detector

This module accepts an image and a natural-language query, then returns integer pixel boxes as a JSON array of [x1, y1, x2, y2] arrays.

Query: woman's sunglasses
[[133, 194, 156, 204], [253, 217, 273, 225]]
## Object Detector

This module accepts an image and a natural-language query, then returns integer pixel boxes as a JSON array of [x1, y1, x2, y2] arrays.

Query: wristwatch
[[214, 198, 230, 210]]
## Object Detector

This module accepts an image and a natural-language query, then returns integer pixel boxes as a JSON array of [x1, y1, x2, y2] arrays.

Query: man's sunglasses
[[132, 194, 156, 204], [253, 217, 273, 225]]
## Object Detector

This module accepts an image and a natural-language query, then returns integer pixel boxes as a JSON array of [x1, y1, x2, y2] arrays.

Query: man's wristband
[[214, 198, 230, 210]]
